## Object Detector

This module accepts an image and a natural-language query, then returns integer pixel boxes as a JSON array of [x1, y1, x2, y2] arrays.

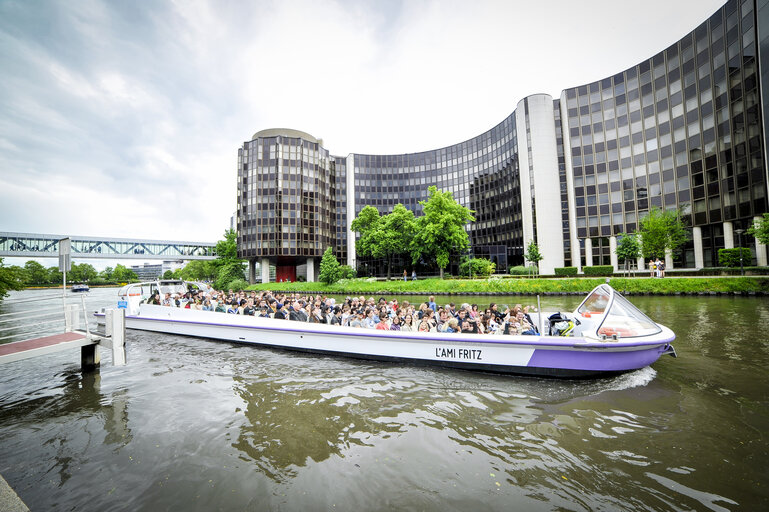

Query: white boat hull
[[96, 304, 676, 378]]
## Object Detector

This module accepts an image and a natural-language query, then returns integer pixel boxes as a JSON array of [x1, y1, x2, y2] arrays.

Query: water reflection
[[1, 290, 768, 510]]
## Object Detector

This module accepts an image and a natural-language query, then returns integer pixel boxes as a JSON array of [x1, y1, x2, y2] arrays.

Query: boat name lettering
[[435, 347, 482, 360]]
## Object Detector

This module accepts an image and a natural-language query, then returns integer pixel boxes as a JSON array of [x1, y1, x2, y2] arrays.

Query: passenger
[[202, 299, 213, 312], [349, 311, 364, 328], [330, 307, 343, 325], [401, 314, 416, 332], [258, 306, 270, 318], [390, 316, 401, 331], [364, 308, 377, 329], [427, 295, 437, 312], [444, 318, 459, 333], [417, 321, 432, 333], [470, 304, 479, 319], [162, 293, 173, 307], [460, 320, 476, 334], [375, 315, 389, 330], [273, 303, 286, 320]]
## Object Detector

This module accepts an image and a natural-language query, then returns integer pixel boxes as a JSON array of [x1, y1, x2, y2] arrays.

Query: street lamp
[[735, 228, 745, 276]]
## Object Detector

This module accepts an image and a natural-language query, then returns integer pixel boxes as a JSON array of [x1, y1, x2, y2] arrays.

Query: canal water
[[0, 288, 767, 511]]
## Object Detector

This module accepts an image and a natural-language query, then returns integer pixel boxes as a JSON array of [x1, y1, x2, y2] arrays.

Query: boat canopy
[[575, 285, 662, 338]]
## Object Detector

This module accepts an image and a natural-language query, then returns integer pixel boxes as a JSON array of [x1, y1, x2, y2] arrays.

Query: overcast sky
[[0, 0, 725, 267]]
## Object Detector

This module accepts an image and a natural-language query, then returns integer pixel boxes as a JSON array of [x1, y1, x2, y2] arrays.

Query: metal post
[[536, 295, 543, 335], [111, 308, 126, 366], [736, 228, 745, 276]]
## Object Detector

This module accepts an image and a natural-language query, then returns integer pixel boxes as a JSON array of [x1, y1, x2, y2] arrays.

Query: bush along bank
[[247, 276, 769, 296]]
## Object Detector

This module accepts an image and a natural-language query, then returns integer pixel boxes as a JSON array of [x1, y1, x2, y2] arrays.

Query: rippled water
[[1, 288, 767, 511]]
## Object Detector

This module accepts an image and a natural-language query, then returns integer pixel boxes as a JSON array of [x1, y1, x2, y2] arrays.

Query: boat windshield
[[597, 292, 662, 337], [577, 285, 612, 315], [158, 281, 187, 295]]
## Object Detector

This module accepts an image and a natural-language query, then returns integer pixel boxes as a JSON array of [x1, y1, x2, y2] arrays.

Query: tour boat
[[94, 281, 676, 378], [71, 283, 90, 292]]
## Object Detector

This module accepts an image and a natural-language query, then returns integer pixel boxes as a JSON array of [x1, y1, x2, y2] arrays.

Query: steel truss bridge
[[0, 232, 216, 260]]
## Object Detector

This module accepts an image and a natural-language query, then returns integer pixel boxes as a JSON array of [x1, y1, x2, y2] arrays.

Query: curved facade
[[238, 0, 769, 281]]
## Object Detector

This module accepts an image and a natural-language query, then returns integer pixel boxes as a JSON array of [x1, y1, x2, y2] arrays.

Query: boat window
[[577, 285, 612, 315], [597, 292, 662, 337]]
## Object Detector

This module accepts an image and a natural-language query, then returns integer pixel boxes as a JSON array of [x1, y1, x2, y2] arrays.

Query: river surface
[[0, 287, 767, 511]]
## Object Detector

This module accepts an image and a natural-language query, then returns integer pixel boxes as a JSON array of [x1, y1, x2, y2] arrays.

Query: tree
[[638, 207, 689, 260], [351, 205, 383, 266], [0, 258, 24, 300], [215, 228, 239, 262], [162, 270, 176, 279], [351, 204, 416, 279], [100, 266, 115, 281], [23, 260, 48, 285], [616, 233, 641, 275], [214, 260, 246, 290], [319, 247, 341, 285], [113, 264, 139, 283], [47, 266, 63, 285], [410, 186, 475, 279], [747, 213, 769, 245], [69, 262, 98, 283], [524, 241, 543, 277], [180, 260, 216, 281]]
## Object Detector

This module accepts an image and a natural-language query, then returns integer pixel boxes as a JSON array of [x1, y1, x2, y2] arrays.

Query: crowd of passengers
[[147, 287, 540, 336]]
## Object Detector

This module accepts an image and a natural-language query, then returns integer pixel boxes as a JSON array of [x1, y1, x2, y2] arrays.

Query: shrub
[[583, 265, 614, 276], [509, 265, 533, 276], [554, 266, 578, 276], [338, 265, 357, 280], [296, 275, 307, 282], [718, 248, 752, 268], [319, 247, 341, 285], [459, 257, 496, 278], [227, 278, 249, 291]]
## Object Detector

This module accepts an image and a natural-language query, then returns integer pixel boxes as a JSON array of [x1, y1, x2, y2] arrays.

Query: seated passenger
[[375, 315, 389, 330], [444, 318, 459, 333], [389, 316, 401, 331]]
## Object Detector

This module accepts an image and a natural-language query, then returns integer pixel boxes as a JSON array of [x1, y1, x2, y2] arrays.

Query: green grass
[[247, 276, 769, 295]]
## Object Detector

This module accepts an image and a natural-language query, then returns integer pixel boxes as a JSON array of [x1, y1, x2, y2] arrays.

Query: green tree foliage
[[47, 266, 63, 284], [68, 262, 98, 283], [524, 241, 543, 276], [319, 247, 341, 285], [351, 205, 382, 261], [350, 204, 416, 279], [459, 257, 496, 278], [747, 213, 769, 245], [410, 186, 475, 279], [113, 264, 139, 283], [100, 266, 114, 281], [23, 260, 48, 285], [215, 228, 239, 262], [638, 207, 689, 259], [180, 260, 217, 281], [214, 261, 246, 290], [616, 233, 641, 274], [0, 258, 25, 300], [162, 270, 175, 279]]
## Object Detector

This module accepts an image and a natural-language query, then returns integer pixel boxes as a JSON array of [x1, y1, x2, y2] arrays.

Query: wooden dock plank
[[0, 331, 93, 364]]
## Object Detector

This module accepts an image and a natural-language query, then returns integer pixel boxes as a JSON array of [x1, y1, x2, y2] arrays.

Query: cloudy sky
[[1, 0, 724, 261]]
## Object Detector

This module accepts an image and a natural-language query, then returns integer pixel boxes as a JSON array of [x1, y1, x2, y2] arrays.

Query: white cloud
[[0, 0, 728, 246]]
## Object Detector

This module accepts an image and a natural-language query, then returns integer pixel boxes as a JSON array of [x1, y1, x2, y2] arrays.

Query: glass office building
[[238, 0, 769, 282]]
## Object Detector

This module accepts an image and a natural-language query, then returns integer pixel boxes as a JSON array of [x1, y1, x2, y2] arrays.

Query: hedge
[[583, 265, 614, 276], [554, 267, 578, 276], [718, 248, 752, 267]]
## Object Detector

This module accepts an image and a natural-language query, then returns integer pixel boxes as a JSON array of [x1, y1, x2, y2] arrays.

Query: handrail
[[0, 306, 64, 323], [0, 319, 70, 341], [0, 310, 67, 325]]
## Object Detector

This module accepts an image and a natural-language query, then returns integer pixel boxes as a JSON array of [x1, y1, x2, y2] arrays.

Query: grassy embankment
[[247, 276, 769, 295]]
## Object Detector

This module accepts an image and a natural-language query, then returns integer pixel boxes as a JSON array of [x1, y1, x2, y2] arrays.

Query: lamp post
[[735, 228, 745, 276]]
